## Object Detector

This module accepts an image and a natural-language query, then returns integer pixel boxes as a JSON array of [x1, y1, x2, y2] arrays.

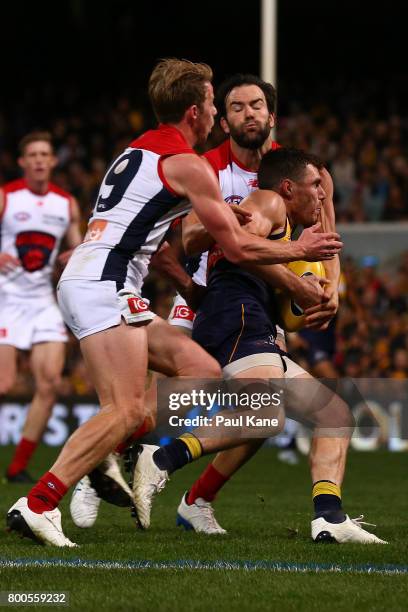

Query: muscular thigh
[[80, 319, 148, 407], [147, 315, 219, 377]]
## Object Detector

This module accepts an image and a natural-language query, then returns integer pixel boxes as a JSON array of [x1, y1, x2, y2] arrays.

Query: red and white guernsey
[[61, 125, 194, 293], [0, 179, 72, 299], [189, 139, 280, 286]]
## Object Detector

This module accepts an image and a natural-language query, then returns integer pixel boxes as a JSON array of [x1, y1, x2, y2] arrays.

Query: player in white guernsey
[[0, 132, 82, 483], [6, 60, 341, 547]]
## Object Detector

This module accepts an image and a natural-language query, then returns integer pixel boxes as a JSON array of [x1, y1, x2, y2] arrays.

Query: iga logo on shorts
[[173, 305, 194, 321], [127, 297, 149, 314]]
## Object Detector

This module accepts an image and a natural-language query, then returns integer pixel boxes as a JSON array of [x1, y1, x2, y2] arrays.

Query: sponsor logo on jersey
[[13, 212, 31, 222], [83, 220, 108, 242], [172, 305, 195, 321], [43, 213, 67, 228], [127, 297, 149, 314], [224, 195, 244, 205], [247, 178, 259, 188], [15, 230, 57, 272]]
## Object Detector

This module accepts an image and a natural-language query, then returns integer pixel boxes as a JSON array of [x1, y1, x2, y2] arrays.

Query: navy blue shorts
[[192, 274, 280, 369]]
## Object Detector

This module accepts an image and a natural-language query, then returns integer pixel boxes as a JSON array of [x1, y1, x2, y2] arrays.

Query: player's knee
[[36, 372, 61, 398], [118, 399, 146, 435], [196, 354, 222, 378]]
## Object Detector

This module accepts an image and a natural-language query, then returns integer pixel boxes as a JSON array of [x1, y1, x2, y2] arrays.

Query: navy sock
[[153, 439, 193, 474]]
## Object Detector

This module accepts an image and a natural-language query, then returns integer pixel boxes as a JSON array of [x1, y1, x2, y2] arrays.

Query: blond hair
[[19, 131, 53, 155], [149, 58, 213, 124]]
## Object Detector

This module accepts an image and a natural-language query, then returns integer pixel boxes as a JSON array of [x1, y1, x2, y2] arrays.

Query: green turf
[[0, 445, 407, 611]]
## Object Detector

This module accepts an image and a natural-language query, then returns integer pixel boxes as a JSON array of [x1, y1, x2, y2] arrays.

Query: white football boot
[[125, 444, 169, 529], [88, 452, 133, 507], [176, 492, 227, 534], [70, 476, 101, 528], [7, 497, 77, 547], [312, 514, 388, 544]]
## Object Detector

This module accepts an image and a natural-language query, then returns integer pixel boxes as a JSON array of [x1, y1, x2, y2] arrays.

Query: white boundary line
[[0, 558, 407, 575]]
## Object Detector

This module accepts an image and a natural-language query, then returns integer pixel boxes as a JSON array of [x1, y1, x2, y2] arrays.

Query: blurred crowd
[[287, 252, 408, 379], [1, 90, 408, 225], [1, 90, 408, 396]]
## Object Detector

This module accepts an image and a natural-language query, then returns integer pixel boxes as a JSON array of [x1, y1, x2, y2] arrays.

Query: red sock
[[114, 419, 150, 455], [187, 464, 229, 505], [27, 471, 68, 514], [7, 437, 38, 477]]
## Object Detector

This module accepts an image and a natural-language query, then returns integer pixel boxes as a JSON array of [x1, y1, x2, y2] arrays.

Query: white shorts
[[282, 355, 308, 379], [57, 279, 155, 340], [0, 294, 68, 350], [168, 294, 195, 332], [221, 353, 308, 379]]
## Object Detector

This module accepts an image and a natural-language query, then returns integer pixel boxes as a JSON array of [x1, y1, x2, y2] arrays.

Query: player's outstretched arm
[[163, 155, 342, 265], [182, 205, 252, 256], [236, 191, 327, 309], [0, 188, 21, 272]]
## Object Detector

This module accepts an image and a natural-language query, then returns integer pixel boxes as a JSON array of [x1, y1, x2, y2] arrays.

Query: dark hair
[[19, 131, 53, 155], [149, 58, 213, 124], [216, 73, 276, 120], [258, 148, 323, 190]]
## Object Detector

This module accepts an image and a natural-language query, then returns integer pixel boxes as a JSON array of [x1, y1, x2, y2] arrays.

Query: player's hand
[[304, 285, 339, 330], [295, 275, 330, 310], [229, 205, 252, 226], [298, 223, 342, 261], [0, 253, 21, 273], [57, 249, 74, 268]]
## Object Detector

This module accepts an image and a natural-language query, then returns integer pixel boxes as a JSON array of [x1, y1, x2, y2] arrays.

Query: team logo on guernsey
[[127, 297, 149, 314], [173, 305, 195, 321], [15, 230, 56, 272], [84, 220, 108, 242], [225, 195, 244, 205], [13, 212, 31, 222]]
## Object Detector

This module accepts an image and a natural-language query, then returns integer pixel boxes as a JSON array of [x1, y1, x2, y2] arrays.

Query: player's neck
[[25, 177, 49, 196], [170, 121, 198, 149], [230, 136, 274, 171]]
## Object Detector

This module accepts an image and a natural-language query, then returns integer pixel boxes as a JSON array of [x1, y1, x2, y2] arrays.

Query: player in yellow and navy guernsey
[[133, 146, 386, 544]]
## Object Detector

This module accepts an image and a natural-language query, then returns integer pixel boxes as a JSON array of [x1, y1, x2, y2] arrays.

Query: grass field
[[0, 445, 407, 611]]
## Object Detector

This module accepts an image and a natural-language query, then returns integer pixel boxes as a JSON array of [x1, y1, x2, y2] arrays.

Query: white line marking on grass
[[1, 558, 407, 575]]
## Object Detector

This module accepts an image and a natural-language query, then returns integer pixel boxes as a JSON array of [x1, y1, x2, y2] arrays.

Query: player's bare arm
[[238, 190, 327, 309], [57, 197, 83, 267], [183, 205, 252, 256], [305, 168, 340, 327], [150, 240, 195, 300], [0, 187, 21, 273], [163, 154, 342, 264]]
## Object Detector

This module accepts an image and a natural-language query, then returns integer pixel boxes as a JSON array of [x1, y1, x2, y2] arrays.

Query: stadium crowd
[[1, 89, 408, 394]]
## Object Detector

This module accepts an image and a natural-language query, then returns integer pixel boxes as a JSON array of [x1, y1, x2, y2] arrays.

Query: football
[[276, 260, 326, 331]]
